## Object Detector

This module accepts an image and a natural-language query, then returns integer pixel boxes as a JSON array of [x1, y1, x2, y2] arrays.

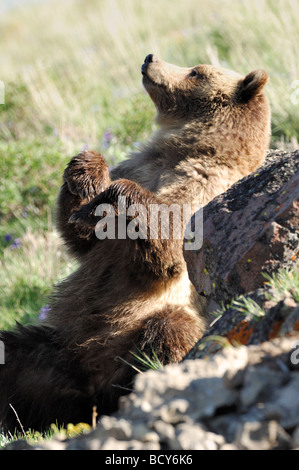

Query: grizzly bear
[[0, 54, 271, 433]]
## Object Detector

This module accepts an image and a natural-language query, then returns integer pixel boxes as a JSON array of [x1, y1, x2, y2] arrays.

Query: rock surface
[[184, 149, 299, 311], [185, 271, 299, 360]]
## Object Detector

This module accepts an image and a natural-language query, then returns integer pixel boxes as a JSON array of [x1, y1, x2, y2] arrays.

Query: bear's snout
[[141, 53, 155, 75]]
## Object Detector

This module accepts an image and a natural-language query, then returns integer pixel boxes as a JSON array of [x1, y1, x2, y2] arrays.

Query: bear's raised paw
[[63, 150, 111, 201]]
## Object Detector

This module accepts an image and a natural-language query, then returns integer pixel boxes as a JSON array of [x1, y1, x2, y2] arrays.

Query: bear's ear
[[238, 70, 268, 102]]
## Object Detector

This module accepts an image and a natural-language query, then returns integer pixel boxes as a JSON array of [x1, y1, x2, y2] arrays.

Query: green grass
[[0, 139, 64, 220], [0, 421, 92, 449], [0, 227, 76, 328], [0, 137, 77, 327], [0, 0, 299, 446]]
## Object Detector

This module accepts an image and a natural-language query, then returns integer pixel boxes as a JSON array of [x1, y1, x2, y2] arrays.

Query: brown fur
[[0, 55, 270, 433]]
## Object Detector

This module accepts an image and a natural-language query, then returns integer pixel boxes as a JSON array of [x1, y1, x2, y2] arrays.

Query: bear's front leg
[[56, 150, 111, 258], [69, 178, 186, 279], [68, 178, 157, 228]]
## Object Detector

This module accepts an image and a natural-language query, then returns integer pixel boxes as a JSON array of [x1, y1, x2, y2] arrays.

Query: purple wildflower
[[80, 143, 90, 152], [102, 128, 114, 150], [10, 238, 21, 249], [39, 305, 51, 320], [4, 234, 12, 243]]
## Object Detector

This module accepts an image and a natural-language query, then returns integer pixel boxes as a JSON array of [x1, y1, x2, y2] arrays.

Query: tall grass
[[1, 0, 299, 147], [0, 0, 299, 331], [0, 228, 76, 328]]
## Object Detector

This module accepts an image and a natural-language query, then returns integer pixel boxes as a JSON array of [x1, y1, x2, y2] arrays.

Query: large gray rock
[[184, 150, 299, 311]]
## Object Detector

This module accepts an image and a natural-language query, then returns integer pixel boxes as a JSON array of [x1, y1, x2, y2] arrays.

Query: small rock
[[240, 365, 287, 407], [95, 416, 132, 440], [152, 420, 175, 443], [170, 423, 224, 450], [141, 432, 160, 443], [206, 413, 240, 444], [270, 373, 299, 428], [220, 443, 239, 450], [235, 420, 290, 450], [131, 422, 150, 440], [159, 398, 190, 424], [99, 437, 135, 450], [291, 425, 299, 449], [4, 440, 37, 450]]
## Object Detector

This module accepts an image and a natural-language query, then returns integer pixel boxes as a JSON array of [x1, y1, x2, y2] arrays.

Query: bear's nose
[[141, 54, 155, 74], [144, 54, 154, 65]]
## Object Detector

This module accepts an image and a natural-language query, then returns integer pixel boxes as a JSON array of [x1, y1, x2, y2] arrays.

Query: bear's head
[[141, 54, 270, 132], [141, 54, 271, 178]]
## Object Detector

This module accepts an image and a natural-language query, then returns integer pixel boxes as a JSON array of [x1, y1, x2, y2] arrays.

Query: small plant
[[262, 265, 299, 303], [114, 347, 164, 378], [197, 334, 232, 351], [130, 347, 164, 372], [232, 296, 266, 321]]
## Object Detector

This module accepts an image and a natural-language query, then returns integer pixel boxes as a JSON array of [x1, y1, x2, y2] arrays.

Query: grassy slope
[[0, 0, 299, 331]]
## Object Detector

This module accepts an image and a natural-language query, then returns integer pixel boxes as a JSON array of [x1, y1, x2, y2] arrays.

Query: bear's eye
[[189, 68, 201, 78]]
